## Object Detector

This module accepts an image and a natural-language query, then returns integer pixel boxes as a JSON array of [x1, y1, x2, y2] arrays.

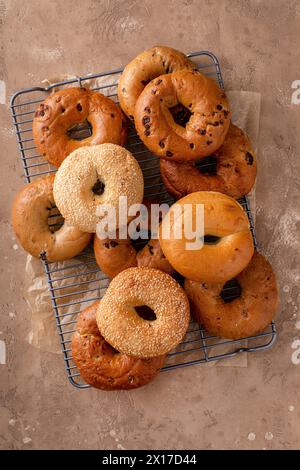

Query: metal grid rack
[[10, 51, 276, 388]]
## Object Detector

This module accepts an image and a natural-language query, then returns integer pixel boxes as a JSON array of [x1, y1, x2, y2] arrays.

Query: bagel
[[33, 87, 127, 167], [94, 235, 174, 278], [118, 45, 195, 118], [184, 252, 278, 339], [159, 191, 254, 283], [11, 175, 91, 261], [160, 124, 257, 199], [96, 267, 190, 358], [134, 69, 230, 161], [53, 144, 144, 233], [72, 301, 165, 390]]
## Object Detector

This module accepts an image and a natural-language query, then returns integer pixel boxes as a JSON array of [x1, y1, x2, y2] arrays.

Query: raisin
[[104, 242, 110, 249], [151, 89, 157, 95], [219, 120, 224, 125], [216, 104, 223, 111], [144, 129, 150, 136], [142, 116, 150, 125], [166, 150, 173, 157], [198, 129, 206, 135], [61, 107, 65, 113], [110, 241, 118, 247], [223, 110, 229, 118], [206, 140, 213, 145], [110, 113, 115, 118], [122, 87, 126, 92], [144, 106, 151, 114], [190, 143, 194, 149], [148, 245, 154, 255], [77, 103, 82, 111], [188, 103, 192, 108], [156, 79, 162, 85], [129, 114, 134, 120], [159, 140, 165, 148], [245, 151, 254, 165], [141, 79, 150, 86]]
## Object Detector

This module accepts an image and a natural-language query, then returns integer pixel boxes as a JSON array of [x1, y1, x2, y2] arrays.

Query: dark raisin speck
[[144, 107, 151, 114], [190, 143, 194, 149], [156, 79, 162, 85], [144, 129, 150, 136], [198, 129, 206, 136], [104, 242, 110, 249], [159, 140, 165, 148], [61, 107, 65, 113], [219, 120, 224, 125], [166, 150, 173, 157], [207, 140, 213, 145], [110, 241, 118, 247], [148, 245, 154, 255], [110, 113, 115, 118], [122, 87, 126, 93], [151, 89, 157, 95], [142, 116, 150, 125], [223, 110, 229, 118], [77, 103, 82, 111], [245, 151, 254, 165], [216, 104, 223, 111], [129, 114, 134, 120]]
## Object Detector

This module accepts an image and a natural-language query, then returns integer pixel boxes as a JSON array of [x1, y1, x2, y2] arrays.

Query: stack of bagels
[[11, 46, 278, 391]]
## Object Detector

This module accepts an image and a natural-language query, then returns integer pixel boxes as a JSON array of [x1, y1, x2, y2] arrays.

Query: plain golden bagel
[[184, 252, 278, 339], [134, 69, 230, 161], [33, 87, 127, 167], [94, 235, 174, 278], [160, 124, 257, 199], [53, 144, 144, 233], [118, 45, 195, 118], [159, 191, 254, 283], [72, 301, 165, 390], [96, 267, 190, 358], [11, 175, 92, 261]]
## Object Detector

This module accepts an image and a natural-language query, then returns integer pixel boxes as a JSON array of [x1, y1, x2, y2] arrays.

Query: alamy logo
[[291, 80, 300, 104], [95, 196, 204, 251]]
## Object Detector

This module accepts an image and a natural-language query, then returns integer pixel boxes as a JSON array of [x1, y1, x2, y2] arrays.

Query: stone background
[[0, 0, 299, 450]]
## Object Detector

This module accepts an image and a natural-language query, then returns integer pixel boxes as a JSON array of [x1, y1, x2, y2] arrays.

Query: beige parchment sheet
[[24, 75, 261, 368]]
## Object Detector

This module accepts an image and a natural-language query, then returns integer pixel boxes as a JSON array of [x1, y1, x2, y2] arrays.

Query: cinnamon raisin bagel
[[134, 69, 230, 161], [53, 144, 144, 233], [33, 87, 127, 167], [72, 301, 165, 390], [118, 45, 195, 119], [11, 175, 91, 261], [96, 268, 190, 358], [94, 235, 174, 278], [159, 191, 254, 283], [184, 252, 278, 339], [160, 124, 257, 199]]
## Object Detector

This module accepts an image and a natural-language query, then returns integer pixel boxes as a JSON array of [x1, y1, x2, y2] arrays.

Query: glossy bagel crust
[[53, 144, 144, 233], [134, 69, 230, 161], [184, 252, 278, 339], [96, 267, 190, 358], [118, 45, 195, 118], [33, 87, 127, 167], [72, 301, 165, 390], [160, 124, 257, 199], [11, 175, 91, 261], [94, 236, 174, 278], [159, 191, 254, 283]]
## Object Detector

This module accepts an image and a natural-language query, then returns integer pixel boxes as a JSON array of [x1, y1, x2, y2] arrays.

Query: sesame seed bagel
[[118, 45, 195, 119], [160, 124, 257, 199], [11, 175, 92, 261], [96, 267, 190, 358], [53, 144, 144, 233], [33, 87, 127, 167], [159, 191, 254, 283], [72, 301, 165, 390], [184, 252, 278, 339], [134, 69, 230, 161]]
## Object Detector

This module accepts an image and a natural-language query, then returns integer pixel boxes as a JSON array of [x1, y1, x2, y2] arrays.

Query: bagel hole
[[194, 155, 218, 175], [135, 305, 157, 321], [66, 120, 92, 140], [92, 178, 105, 196], [169, 104, 192, 128], [220, 278, 242, 303], [47, 206, 64, 233], [202, 235, 221, 245]]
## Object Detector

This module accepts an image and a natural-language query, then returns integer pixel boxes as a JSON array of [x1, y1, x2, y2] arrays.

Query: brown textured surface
[[1, 0, 300, 451], [184, 252, 278, 339], [96, 267, 190, 357], [72, 301, 165, 390], [160, 123, 257, 199], [134, 69, 230, 160], [33, 87, 127, 167]]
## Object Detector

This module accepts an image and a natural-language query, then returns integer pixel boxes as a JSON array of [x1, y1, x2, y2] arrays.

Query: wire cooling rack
[[10, 51, 276, 388]]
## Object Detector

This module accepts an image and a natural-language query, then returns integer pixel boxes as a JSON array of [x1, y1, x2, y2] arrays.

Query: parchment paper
[[24, 75, 261, 367]]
